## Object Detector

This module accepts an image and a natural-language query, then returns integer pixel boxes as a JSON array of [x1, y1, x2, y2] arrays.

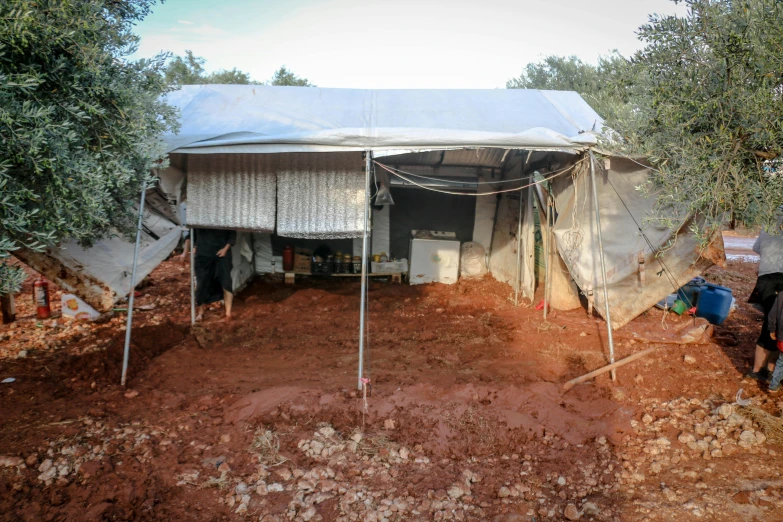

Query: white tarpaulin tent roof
[[164, 85, 603, 154]]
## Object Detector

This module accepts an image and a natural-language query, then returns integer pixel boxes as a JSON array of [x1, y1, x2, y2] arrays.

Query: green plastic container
[[670, 299, 688, 315]]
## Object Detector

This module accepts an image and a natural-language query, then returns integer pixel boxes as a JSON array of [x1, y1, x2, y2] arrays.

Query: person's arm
[[217, 231, 236, 258], [770, 295, 780, 340], [178, 238, 191, 262], [752, 234, 762, 255]]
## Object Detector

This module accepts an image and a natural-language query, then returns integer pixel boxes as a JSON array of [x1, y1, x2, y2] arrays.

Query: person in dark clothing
[[745, 224, 783, 382], [193, 228, 236, 321], [766, 291, 783, 393]]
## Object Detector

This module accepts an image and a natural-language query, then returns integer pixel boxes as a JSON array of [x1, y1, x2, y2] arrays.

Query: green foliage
[[506, 53, 630, 121], [0, 0, 178, 295], [164, 50, 257, 85], [608, 0, 783, 237], [269, 66, 313, 87]]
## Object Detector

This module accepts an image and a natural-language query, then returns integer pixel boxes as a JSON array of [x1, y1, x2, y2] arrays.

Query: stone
[[256, 484, 268, 495], [38, 459, 53, 473], [497, 487, 511, 498], [642, 414, 654, 425], [662, 488, 677, 502], [732, 491, 752, 504], [448, 484, 466, 499], [384, 419, 396, 430], [683, 355, 696, 364], [739, 430, 757, 448], [38, 467, 57, 483], [678, 433, 696, 444], [564, 503, 580, 520], [583, 502, 600, 515], [399, 447, 410, 460], [217, 462, 231, 473], [634, 374, 644, 384], [309, 441, 325, 456], [124, 390, 139, 399], [715, 404, 733, 420], [300, 506, 317, 521], [0, 456, 23, 468], [556, 476, 567, 486], [318, 426, 336, 438], [235, 482, 248, 495], [219, 434, 231, 444], [726, 413, 745, 427], [267, 483, 284, 493], [350, 433, 363, 444]]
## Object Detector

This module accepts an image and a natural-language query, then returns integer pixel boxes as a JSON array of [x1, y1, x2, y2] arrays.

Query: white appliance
[[409, 231, 460, 285]]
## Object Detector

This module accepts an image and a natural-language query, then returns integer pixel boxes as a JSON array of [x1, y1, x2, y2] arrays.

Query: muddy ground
[[1, 256, 782, 521]]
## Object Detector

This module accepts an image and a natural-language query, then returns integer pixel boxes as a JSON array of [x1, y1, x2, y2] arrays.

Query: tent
[[18, 85, 725, 386]]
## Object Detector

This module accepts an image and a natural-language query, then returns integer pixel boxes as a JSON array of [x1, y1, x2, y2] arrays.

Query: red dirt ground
[[1, 256, 782, 521]]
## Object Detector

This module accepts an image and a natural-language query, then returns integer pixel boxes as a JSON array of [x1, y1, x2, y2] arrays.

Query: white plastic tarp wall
[[488, 187, 536, 301], [550, 156, 723, 329]]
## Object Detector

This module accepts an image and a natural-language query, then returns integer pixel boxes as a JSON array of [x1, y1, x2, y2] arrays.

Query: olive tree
[[0, 0, 178, 295], [609, 0, 783, 237]]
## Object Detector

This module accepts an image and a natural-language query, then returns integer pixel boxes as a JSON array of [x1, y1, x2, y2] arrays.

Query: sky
[[131, 0, 688, 89]]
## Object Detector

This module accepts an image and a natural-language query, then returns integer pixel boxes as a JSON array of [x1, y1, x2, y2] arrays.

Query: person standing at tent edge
[[193, 228, 236, 321]]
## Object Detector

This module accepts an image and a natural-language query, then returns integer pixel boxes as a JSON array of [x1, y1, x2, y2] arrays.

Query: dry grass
[[738, 406, 783, 445], [352, 428, 393, 456], [250, 428, 288, 466], [201, 471, 230, 490]]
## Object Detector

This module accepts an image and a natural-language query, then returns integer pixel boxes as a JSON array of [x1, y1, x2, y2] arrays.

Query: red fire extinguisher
[[283, 245, 295, 272], [33, 278, 51, 320]]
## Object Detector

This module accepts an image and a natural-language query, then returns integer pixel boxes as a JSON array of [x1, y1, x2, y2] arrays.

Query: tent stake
[[190, 227, 195, 325], [589, 152, 616, 380], [121, 180, 148, 387], [358, 152, 372, 390]]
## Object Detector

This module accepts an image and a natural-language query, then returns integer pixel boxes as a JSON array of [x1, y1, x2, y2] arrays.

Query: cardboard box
[[371, 259, 408, 274], [293, 249, 312, 274]]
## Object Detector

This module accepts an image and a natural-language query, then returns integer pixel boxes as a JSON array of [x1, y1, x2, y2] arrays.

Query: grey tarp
[[550, 156, 723, 329], [163, 85, 602, 154]]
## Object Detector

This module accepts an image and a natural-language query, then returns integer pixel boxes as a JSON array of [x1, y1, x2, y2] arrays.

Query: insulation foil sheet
[[187, 154, 276, 231], [276, 152, 365, 239]]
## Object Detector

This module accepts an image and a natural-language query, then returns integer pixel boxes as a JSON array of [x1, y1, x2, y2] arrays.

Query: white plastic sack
[[460, 242, 488, 278], [61, 294, 101, 321]]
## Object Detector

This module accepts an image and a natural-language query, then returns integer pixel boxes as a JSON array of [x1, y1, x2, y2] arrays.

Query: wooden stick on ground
[[562, 346, 661, 392]]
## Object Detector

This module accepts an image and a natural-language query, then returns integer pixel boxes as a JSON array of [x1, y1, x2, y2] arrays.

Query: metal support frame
[[589, 151, 616, 380], [190, 227, 196, 325], [358, 152, 372, 390], [121, 181, 148, 387]]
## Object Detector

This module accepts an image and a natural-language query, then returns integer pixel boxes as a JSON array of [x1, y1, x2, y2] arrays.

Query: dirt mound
[[57, 321, 188, 384]]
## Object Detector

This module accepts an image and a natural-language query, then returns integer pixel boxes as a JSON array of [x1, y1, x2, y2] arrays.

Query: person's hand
[[772, 332, 777, 340], [217, 245, 230, 258]]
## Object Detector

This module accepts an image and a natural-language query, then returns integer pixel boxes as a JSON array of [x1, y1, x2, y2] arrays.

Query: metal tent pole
[[543, 196, 551, 321], [189, 227, 196, 325], [358, 152, 372, 390], [589, 152, 616, 380], [514, 187, 524, 307], [513, 152, 532, 307], [121, 180, 148, 387]]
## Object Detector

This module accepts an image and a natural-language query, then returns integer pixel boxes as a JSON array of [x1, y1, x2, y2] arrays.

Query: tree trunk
[[1, 294, 16, 324]]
